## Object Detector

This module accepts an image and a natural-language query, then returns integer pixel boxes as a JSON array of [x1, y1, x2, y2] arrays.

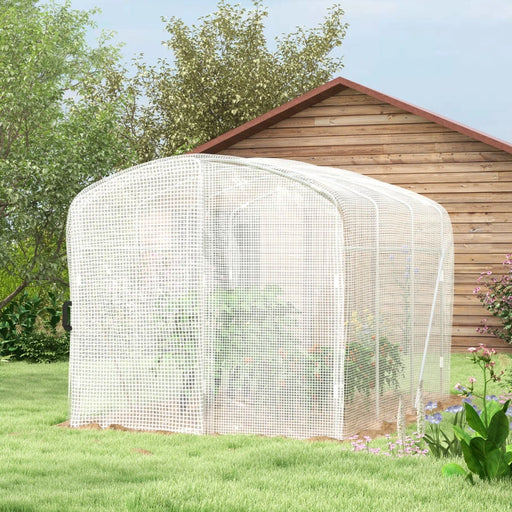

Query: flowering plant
[[421, 401, 465, 458], [288, 311, 404, 406], [348, 432, 427, 458], [345, 311, 404, 401], [344, 337, 403, 401], [444, 345, 512, 482], [474, 255, 512, 344]]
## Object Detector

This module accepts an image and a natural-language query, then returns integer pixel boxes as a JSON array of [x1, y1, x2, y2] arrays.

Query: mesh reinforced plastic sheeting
[[66, 154, 453, 439]]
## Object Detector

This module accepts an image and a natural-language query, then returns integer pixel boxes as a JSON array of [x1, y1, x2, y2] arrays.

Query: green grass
[[450, 350, 512, 398], [1, 356, 512, 512]]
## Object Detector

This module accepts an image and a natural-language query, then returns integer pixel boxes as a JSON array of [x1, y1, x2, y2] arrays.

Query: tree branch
[[0, 280, 28, 310]]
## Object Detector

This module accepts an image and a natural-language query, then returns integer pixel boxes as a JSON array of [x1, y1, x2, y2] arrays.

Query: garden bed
[[56, 392, 464, 440]]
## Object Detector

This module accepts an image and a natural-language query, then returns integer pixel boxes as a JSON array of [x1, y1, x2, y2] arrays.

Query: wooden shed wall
[[216, 87, 512, 352]]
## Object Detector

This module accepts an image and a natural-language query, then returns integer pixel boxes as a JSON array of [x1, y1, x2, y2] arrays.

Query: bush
[[0, 290, 69, 362], [474, 255, 512, 344], [445, 345, 512, 482], [16, 332, 70, 363]]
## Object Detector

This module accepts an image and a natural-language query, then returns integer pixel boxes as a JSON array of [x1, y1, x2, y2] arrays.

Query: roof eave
[[191, 76, 512, 155], [191, 77, 348, 154]]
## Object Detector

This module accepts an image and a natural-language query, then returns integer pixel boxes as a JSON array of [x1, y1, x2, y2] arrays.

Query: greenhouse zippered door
[[201, 166, 343, 438]]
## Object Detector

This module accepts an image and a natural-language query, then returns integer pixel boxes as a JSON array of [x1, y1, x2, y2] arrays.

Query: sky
[[72, 0, 512, 143]]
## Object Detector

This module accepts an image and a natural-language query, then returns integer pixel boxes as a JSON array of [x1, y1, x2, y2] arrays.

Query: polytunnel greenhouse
[[66, 154, 453, 439]]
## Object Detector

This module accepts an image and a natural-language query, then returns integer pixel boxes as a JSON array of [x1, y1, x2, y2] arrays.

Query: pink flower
[[468, 347, 477, 353], [468, 377, 476, 384]]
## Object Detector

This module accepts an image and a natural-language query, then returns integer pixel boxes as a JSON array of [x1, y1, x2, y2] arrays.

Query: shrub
[[0, 290, 69, 362], [0, 292, 43, 358], [444, 345, 512, 482], [16, 332, 70, 363], [474, 255, 512, 344]]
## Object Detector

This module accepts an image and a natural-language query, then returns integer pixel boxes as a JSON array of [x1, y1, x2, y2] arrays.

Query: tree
[[129, 0, 348, 161], [0, 0, 136, 309]]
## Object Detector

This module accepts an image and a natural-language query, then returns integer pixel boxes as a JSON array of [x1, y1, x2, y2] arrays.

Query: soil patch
[[56, 393, 463, 442]]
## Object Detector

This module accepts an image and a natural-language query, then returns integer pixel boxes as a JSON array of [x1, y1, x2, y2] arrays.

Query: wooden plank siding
[[216, 88, 512, 353]]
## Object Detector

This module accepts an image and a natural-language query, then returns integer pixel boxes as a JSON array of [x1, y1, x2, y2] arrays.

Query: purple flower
[[425, 413, 442, 424], [462, 396, 473, 404], [486, 395, 499, 401], [425, 401, 437, 412], [445, 405, 463, 414]]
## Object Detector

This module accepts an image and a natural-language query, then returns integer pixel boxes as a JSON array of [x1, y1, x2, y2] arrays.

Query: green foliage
[[159, 286, 298, 393], [161, 289, 403, 407], [210, 285, 298, 370], [345, 337, 404, 401], [0, 0, 137, 309], [442, 462, 467, 478], [301, 336, 404, 405], [450, 400, 512, 482], [0, 291, 43, 357], [344, 310, 404, 401], [128, 0, 348, 160], [444, 345, 512, 482], [0, 290, 69, 361], [422, 405, 465, 458], [15, 331, 69, 363]]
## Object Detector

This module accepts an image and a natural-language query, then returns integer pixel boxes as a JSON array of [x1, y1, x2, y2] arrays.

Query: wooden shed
[[192, 76, 512, 352]]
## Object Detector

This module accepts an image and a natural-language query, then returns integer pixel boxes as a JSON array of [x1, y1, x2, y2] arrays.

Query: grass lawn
[[1, 355, 512, 512]]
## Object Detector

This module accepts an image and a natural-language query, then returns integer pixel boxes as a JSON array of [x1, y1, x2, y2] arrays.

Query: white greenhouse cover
[[66, 154, 453, 439]]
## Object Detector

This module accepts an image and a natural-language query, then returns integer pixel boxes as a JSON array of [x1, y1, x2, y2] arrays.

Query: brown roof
[[192, 76, 512, 154]]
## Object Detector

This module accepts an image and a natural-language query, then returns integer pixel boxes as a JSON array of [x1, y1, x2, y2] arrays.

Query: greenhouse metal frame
[[66, 154, 453, 439]]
